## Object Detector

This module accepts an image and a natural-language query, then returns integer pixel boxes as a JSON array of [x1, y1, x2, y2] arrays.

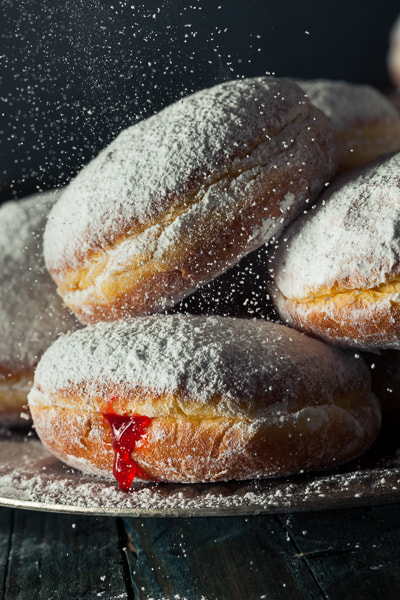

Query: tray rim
[[0, 434, 399, 517]]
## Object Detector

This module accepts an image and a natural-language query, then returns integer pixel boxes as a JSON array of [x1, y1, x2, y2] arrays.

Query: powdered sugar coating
[[0, 193, 79, 378], [43, 76, 337, 274], [270, 151, 400, 300], [29, 314, 371, 419], [294, 78, 400, 171], [295, 79, 400, 131]]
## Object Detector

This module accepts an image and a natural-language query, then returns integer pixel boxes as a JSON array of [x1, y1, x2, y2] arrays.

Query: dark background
[[1, 0, 399, 201]]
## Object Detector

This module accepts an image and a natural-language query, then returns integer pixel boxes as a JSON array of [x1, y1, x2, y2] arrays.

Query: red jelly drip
[[102, 412, 152, 491]]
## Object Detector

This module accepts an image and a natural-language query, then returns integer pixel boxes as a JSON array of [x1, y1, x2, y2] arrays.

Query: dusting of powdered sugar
[[0, 435, 399, 516], [295, 79, 400, 130], [0, 192, 80, 377], [270, 151, 400, 299], [43, 76, 336, 273], [29, 314, 370, 419]]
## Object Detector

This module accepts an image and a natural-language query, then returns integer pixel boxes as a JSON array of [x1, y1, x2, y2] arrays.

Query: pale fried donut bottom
[[28, 315, 381, 485], [269, 152, 400, 352], [44, 76, 338, 325]]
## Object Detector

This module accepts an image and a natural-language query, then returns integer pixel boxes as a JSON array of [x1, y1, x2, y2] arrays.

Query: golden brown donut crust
[[30, 391, 380, 483], [269, 152, 400, 351], [28, 315, 381, 484], [273, 278, 400, 350]]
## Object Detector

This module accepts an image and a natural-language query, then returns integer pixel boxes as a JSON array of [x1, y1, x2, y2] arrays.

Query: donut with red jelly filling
[[43, 76, 338, 325], [28, 314, 380, 486]]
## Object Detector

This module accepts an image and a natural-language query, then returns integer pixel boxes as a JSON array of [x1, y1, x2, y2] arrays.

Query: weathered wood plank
[[0, 504, 398, 599], [2, 510, 128, 600], [0, 509, 14, 591], [278, 503, 400, 600], [122, 515, 324, 599]]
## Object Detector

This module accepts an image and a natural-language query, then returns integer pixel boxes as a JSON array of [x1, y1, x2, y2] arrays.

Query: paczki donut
[[269, 151, 400, 351], [0, 192, 79, 427], [28, 315, 381, 487], [295, 79, 400, 171], [43, 76, 339, 325]]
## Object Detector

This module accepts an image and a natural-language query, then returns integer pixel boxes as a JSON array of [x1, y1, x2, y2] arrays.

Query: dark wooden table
[[0, 501, 399, 599]]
